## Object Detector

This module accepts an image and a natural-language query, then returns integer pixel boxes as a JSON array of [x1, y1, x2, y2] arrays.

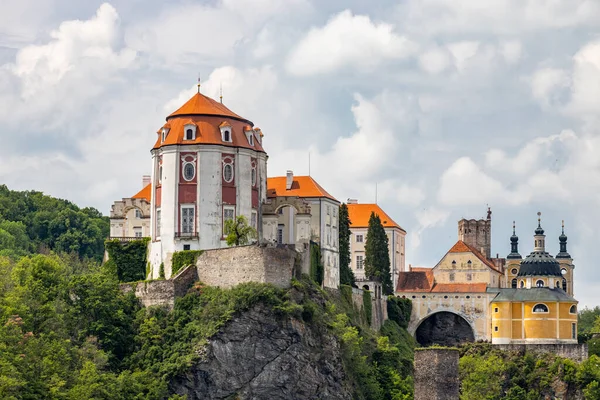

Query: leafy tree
[[364, 212, 393, 295], [339, 204, 356, 287], [224, 215, 257, 246]]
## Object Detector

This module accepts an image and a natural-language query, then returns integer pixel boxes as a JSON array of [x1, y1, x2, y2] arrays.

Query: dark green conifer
[[338, 204, 355, 287], [364, 212, 393, 295]]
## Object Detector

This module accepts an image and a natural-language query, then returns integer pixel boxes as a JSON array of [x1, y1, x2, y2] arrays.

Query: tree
[[364, 212, 393, 295], [338, 204, 355, 287], [224, 215, 257, 246]]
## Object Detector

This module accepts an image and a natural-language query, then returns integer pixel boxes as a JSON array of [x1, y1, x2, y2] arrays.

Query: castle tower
[[148, 89, 268, 278], [556, 220, 575, 295], [458, 207, 492, 259]]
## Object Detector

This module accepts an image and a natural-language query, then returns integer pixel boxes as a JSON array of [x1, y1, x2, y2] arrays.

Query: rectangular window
[[572, 323, 576, 339], [494, 307, 499, 313], [494, 326, 498, 332], [135, 209, 142, 219], [181, 206, 195, 234], [251, 211, 257, 229], [356, 255, 364, 269], [449, 272, 455, 282], [277, 224, 284, 244], [134, 227, 142, 238], [466, 273, 472, 281], [278, 208, 284, 215], [356, 234, 364, 243], [183, 244, 190, 251], [156, 209, 161, 237], [223, 206, 235, 235]]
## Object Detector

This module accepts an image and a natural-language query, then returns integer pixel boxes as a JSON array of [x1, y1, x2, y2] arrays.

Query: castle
[[396, 210, 578, 346]]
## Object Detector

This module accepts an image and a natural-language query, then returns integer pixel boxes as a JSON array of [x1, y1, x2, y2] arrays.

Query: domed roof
[[517, 251, 562, 277], [167, 92, 252, 125]]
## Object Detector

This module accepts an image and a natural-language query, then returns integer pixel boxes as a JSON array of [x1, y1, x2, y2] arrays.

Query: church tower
[[556, 220, 575, 295], [458, 207, 492, 259], [505, 221, 522, 288]]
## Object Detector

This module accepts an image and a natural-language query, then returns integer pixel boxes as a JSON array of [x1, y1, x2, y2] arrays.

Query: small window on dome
[[536, 280, 544, 287], [532, 303, 548, 313], [248, 134, 254, 146], [186, 129, 193, 140], [223, 130, 231, 142]]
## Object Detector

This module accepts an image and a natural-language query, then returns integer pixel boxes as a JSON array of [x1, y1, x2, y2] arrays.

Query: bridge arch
[[414, 311, 475, 346]]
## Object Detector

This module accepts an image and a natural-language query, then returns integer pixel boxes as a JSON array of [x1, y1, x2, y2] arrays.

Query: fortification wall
[[119, 262, 198, 309], [494, 343, 588, 362], [195, 245, 296, 289], [414, 348, 460, 400], [350, 287, 388, 331]]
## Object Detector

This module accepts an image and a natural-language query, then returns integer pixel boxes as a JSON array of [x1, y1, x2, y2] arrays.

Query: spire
[[535, 211, 544, 235], [533, 212, 546, 251], [219, 82, 223, 104], [557, 219, 571, 259], [508, 220, 522, 259], [197, 75, 201, 93]]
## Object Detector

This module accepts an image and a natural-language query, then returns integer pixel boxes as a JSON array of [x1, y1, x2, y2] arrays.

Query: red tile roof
[[430, 283, 488, 293], [267, 176, 338, 201], [395, 269, 434, 292], [132, 183, 151, 202], [447, 240, 503, 274], [168, 92, 249, 123], [346, 203, 405, 231]]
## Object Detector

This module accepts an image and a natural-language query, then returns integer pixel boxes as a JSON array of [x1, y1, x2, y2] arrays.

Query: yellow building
[[396, 211, 578, 346]]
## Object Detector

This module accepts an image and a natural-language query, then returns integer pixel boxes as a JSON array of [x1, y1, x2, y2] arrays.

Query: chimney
[[286, 170, 293, 190], [347, 198, 358, 204], [408, 263, 412, 272], [142, 175, 151, 188]]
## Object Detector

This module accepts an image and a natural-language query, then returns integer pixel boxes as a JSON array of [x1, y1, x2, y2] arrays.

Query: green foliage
[[578, 306, 600, 356], [224, 215, 257, 246], [364, 212, 393, 295], [159, 262, 165, 279], [0, 185, 109, 261], [105, 238, 150, 282], [310, 241, 324, 285], [171, 250, 203, 276], [387, 297, 412, 329], [363, 289, 373, 326], [338, 203, 356, 287], [459, 343, 600, 399]]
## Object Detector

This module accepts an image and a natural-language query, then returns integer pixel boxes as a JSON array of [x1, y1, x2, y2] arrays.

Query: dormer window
[[249, 134, 254, 146], [161, 128, 170, 143], [220, 122, 232, 142], [184, 124, 196, 141]]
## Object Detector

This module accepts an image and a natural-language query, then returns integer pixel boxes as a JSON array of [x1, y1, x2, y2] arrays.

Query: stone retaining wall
[[414, 348, 460, 400], [494, 343, 588, 362]]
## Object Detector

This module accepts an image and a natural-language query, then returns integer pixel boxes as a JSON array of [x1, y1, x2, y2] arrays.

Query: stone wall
[[195, 245, 296, 289], [414, 348, 460, 400], [119, 262, 198, 309], [349, 287, 388, 331], [494, 343, 588, 363]]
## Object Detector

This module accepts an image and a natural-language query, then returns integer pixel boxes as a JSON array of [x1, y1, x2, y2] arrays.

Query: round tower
[[148, 88, 268, 278]]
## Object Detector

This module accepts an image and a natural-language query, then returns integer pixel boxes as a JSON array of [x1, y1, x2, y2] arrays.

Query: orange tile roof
[[395, 269, 434, 292], [447, 240, 502, 274], [430, 283, 488, 293], [346, 203, 405, 231], [132, 183, 151, 202], [168, 92, 250, 123], [267, 176, 338, 202]]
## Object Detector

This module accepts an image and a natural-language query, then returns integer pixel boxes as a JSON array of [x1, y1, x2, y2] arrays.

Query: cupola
[[507, 221, 522, 259], [517, 213, 562, 279], [556, 220, 571, 259]]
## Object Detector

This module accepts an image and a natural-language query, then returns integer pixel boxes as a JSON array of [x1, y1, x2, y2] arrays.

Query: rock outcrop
[[169, 304, 351, 400]]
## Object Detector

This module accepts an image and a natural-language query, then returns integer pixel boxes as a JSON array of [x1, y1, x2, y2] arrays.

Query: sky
[[0, 0, 599, 307]]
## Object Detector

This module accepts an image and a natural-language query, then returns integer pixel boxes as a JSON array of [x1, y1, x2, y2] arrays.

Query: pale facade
[[109, 176, 152, 239], [347, 200, 406, 284]]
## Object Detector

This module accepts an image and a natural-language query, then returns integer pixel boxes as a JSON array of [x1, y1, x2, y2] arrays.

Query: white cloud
[[530, 67, 570, 108], [447, 41, 479, 72], [500, 40, 522, 64], [397, 184, 426, 207], [286, 10, 416, 76], [410, 207, 450, 249], [418, 47, 451, 74], [567, 40, 600, 118]]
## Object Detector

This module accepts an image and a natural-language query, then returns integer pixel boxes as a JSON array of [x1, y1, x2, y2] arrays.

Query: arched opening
[[570, 305, 577, 314], [536, 280, 544, 287], [562, 279, 567, 291], [274, 205, 296, 245], [415, 312, 475, 346], [363, 285, 370, 292], [532, 303, 548, 313], [511, 279, 517, 288]]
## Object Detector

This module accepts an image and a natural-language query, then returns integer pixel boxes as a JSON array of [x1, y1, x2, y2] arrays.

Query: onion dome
[[518, 216, 561, 277], [507, 221, 522, 259], [556, 220, 571, 259]]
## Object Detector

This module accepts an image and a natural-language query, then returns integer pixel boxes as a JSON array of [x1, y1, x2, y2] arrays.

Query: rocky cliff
[[169, 303, 351, 400]]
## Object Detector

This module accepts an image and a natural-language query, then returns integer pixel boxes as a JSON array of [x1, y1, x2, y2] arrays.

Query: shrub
[[309, 241, 324, 285], [171, 250, 203, 276], [363, 289, 373, 326], [104, 238, 150, 282], [387, 297, 412, 329]]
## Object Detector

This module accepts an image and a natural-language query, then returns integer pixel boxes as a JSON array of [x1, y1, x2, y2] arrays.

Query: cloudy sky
[[1, 0, 599, 307]]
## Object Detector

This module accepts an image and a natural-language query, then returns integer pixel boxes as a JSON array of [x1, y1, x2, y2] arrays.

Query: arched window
[[224, 130, 230, 142], [520, 280, 525, 288], [532, 303, 549, 313], [251, 165, 257, 187], [223, 163, 233, 182], [536, 280, 544, 287], [570, 305, 577, 314], [562, 279, 567, 291], [556, 281, 560, 288], [511, 279, 517, 288], [183, 163, 195, 181]]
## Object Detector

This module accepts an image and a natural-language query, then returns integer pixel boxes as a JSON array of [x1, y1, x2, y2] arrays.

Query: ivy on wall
[[104, 238, 150, 283], [309, 241, 324, 286], [363, 289, 372, 326], [171, 250, 203, 276], [387, 297, 412, 329]]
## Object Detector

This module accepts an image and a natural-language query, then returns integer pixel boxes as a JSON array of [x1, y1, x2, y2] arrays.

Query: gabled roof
[[267, 176, 338, 202], [168, 92, 251, 124], [446, 240, 502, 274], [132, 183, 151, 202], [346, 203, 405, 231], [395, 269, 434, 292]]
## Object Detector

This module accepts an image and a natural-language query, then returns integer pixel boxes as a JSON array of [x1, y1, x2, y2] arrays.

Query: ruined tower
[[458, 207, 492, 259]]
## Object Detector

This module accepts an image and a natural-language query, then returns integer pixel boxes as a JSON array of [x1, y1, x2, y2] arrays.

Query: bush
[[309, 241, 324, 285], [171, 250, 203, 276], [363, 289, 373, 326], [104, 238, 150, 282]]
